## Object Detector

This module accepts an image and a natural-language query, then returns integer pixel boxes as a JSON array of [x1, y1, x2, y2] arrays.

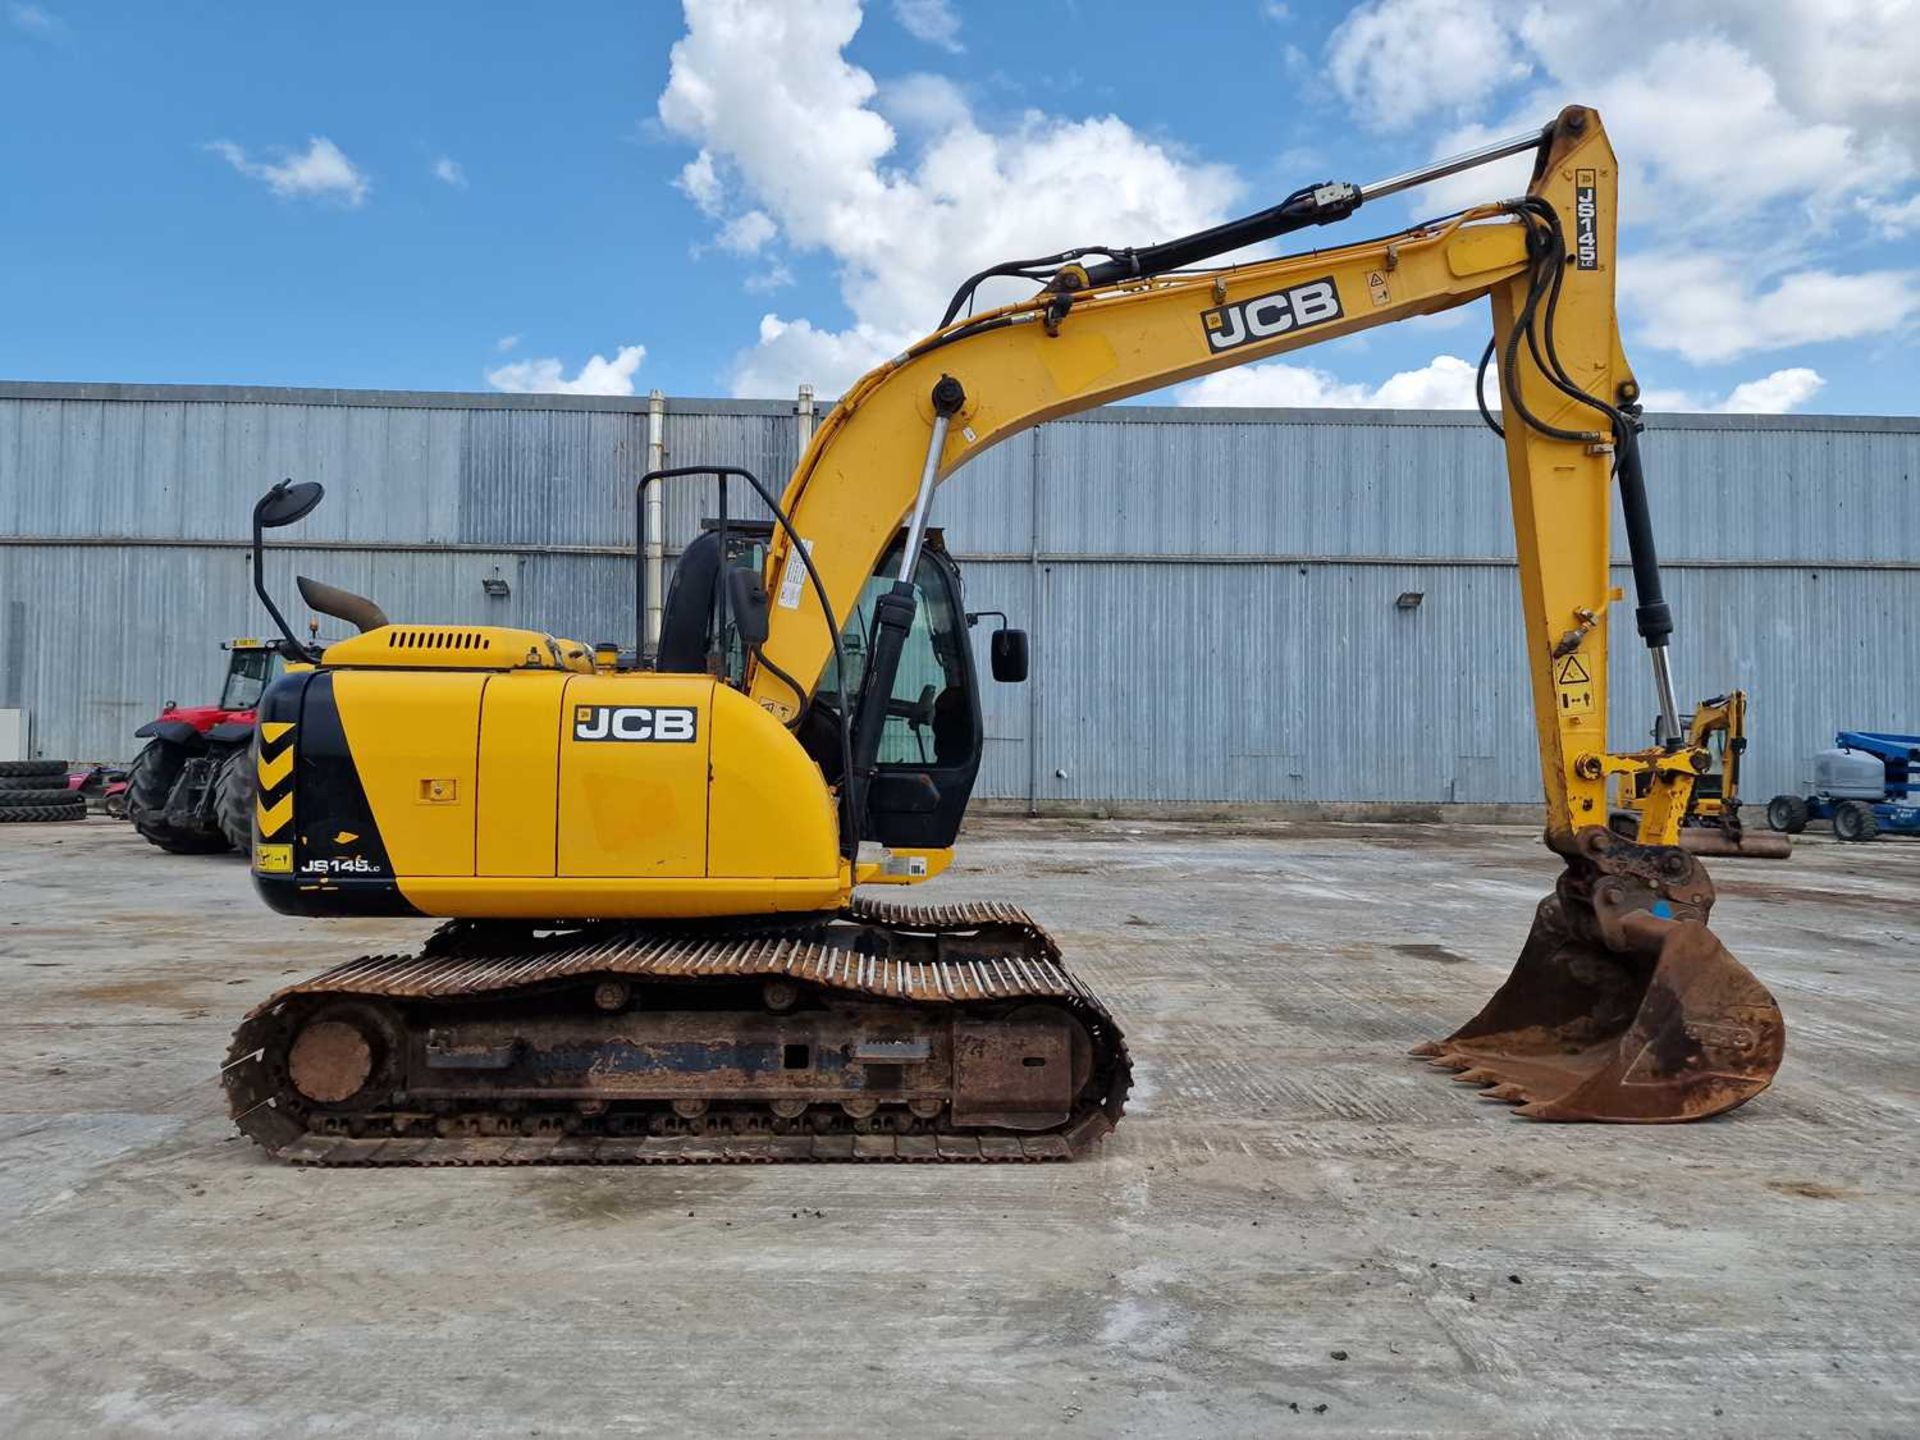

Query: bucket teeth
[[1481, 1083, 1529, 1103], [1452, 1068, 1497, 1085], [1407, 1040, 1444, 1058]]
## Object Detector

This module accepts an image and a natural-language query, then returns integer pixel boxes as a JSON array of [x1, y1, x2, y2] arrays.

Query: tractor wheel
[[0, 759, 65, 779], [1833, 800, 1879, 843], [214, 745, 256, 854], [1766, 795, 1810, 834], [126, 739, 230, 855], [0, 801, 86, 824]]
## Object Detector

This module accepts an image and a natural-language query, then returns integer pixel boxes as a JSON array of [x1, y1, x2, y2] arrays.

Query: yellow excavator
[[224, 107, 1785, 1164], [1611, 691, 1792, 859]]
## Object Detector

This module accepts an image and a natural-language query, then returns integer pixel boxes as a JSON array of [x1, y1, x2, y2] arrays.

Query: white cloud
[[1512, 2, 1920, 175], [716, 209, 777, 255], [1622, 255, 1920, 364], [1344, 2, 1918, 177], [891, 0, 961, 53], [1413, 35, 1907, 225], [1318, 1, 1920, 396], [495, 334, 522, 353], [1182, 354, 1831, 416], [1640, 368, 1826, 415], [1712, 368, 1828, 414], [677, 149, 724, 216], [1860, 192, 1920, 239], [8, 3, 59, 36], [876, 72, 971, 136], [729, 315, 896, 400], [743, 264, 795, 294], [658, 0, 1241, 396], [485, 345, 647, 397], [208, 136, 370, 207], [1177, 354, 1484, 409], [432, 156, 467, 188], [1327, 0, 1529, 131]]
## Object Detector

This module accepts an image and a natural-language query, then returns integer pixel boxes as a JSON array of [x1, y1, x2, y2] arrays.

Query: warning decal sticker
[[775, 538, 815, 610], [1554, 653, 1595, 715]]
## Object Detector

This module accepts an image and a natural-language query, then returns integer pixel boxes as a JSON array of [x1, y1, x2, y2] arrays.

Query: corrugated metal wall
[[2, 381, 1915, 808]]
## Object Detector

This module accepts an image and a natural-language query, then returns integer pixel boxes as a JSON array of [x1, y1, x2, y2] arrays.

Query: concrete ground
[[0, 816, 1915, 1439]]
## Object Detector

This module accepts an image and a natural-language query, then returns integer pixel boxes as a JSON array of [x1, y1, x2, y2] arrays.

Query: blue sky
[[2, 1, 1914, 413]]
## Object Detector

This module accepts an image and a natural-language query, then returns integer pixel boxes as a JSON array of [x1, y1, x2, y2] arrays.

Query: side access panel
[[706, 683, 840, 881], [332, 670, 486, 877], [476, 671, 567, 876], [557, 674, 713, 879]]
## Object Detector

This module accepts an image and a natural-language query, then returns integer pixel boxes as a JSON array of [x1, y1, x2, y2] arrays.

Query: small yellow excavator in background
[[223, 107, 1786, 1165], [1611, 692, 1792, 859]]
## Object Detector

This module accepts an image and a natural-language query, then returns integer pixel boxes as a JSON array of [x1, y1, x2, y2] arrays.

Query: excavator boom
[[225, 107, 1783, 1165]]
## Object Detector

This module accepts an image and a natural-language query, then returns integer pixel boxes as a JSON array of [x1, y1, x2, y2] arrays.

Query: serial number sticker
[[776, 538, 815, 610]]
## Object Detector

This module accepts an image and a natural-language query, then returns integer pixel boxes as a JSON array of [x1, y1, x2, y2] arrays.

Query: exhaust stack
[[296, 575, 389, 635]]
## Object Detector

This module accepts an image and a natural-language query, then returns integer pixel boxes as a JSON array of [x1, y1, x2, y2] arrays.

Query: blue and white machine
[[1767, 731, 1920, 842]]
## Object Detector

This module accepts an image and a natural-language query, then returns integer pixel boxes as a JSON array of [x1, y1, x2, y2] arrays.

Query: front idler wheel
[[285, 1003, 399, 1109]]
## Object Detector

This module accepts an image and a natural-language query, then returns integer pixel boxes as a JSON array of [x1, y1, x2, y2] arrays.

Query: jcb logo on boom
[[572, 705, 698, 743], [1201, 276, 1344, 353]]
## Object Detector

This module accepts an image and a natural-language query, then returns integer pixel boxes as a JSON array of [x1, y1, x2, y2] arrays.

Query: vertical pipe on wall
[[1026, 427, 1044, 817], [795, 384, 816, 455], [644, 389, 666, 655]]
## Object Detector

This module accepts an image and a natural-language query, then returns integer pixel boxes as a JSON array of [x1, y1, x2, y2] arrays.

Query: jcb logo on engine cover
[[1201, 276, 1343, 352], [572, 705, 698, 743]]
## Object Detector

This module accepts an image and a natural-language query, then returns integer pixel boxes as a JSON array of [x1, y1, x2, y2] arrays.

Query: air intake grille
[[385, 629, 493, 651]]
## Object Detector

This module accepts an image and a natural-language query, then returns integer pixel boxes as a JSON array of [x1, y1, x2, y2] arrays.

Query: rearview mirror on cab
[[990, 628, 1029, 683]]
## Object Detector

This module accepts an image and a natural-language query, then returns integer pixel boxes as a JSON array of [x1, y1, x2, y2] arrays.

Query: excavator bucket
[[1414, 866, 1785, 1122], [1676, 826, 1792, 861]]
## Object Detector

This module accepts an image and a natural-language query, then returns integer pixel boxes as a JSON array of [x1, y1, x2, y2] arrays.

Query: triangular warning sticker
[[1556, 655, 1591, 685]]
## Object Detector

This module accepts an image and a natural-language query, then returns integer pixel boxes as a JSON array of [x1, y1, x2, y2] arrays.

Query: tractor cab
[[217, 639, 286, 712]]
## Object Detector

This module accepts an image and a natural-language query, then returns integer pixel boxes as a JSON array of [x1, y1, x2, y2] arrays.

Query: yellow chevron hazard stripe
[[260, 721, 294, 745], [256, 793, 293, 838], [257, 744, 294, 789]]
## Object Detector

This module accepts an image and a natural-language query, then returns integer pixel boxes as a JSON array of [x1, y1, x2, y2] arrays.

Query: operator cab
[[656, 519, 1023, 850]]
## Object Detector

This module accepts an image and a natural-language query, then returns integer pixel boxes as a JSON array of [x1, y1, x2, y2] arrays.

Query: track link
[[225, 899, 1129, 1166]]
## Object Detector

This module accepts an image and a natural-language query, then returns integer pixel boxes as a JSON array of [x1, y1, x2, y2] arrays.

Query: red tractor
[[125, 640, 283, 854]]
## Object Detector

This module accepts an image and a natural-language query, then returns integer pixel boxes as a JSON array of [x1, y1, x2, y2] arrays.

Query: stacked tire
[[0, 760, 86, 824]]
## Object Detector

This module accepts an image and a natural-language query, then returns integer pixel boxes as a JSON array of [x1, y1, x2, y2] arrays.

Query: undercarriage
[[224, 898, 1130, 1164]]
